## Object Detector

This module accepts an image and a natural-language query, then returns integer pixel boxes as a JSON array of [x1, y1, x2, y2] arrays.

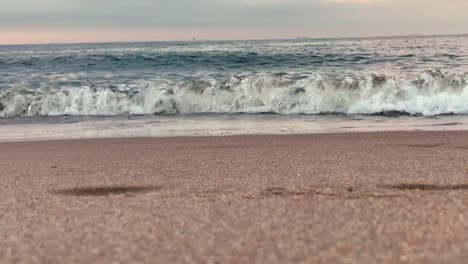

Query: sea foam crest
[[1, 70, 468, 117]]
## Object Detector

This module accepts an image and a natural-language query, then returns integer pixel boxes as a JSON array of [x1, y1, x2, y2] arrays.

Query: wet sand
[[1, 131, 467, 263]]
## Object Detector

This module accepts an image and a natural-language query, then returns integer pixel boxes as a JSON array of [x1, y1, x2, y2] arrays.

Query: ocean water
[[1, 35, 468, 118]]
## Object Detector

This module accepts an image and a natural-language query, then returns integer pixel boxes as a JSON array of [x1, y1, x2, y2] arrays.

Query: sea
[[1, 35, 468, 141]]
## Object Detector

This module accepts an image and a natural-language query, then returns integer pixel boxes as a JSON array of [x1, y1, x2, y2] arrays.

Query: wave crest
[[1, 70, 468, 117]]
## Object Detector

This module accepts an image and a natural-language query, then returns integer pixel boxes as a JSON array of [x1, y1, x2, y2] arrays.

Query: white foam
[[1, 70, 468, 117]]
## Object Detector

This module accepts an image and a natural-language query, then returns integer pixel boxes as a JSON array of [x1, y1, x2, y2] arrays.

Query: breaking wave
[[1, 70, 468, 117]]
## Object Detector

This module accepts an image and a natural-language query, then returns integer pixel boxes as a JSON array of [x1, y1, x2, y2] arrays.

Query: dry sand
[[0, 131, 467, 263]]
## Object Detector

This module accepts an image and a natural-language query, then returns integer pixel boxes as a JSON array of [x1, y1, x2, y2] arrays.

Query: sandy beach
[[1, 131, 467, 263]]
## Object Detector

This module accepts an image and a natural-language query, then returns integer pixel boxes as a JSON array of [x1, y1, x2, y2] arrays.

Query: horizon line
[[1, 32, 467, 47]]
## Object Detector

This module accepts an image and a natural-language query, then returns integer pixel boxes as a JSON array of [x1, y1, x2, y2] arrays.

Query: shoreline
[[1, 131, 468, 263], [1, 128, 468, 144], [2, 114, 468, 143]]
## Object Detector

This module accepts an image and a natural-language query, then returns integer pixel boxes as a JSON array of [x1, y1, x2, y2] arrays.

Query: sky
[[0, 0, 467, 44]]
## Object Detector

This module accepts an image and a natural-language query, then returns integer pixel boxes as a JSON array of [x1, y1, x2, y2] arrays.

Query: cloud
[[0, 0, 467, 44], [321, 0, 381, 3], [230, 0, 291, 7]]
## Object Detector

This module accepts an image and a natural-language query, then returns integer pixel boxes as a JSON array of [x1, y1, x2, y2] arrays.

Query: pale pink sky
[[1, 0, 467, 44]]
